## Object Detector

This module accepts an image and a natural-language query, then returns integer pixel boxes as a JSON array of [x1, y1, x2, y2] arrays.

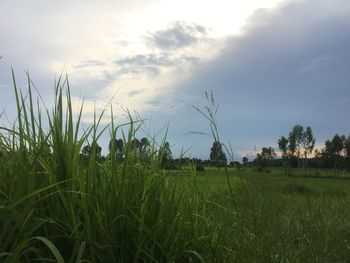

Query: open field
[[1, 83, 350, 262], [167, 167, 350, 262], [2, 144, 350, 262]]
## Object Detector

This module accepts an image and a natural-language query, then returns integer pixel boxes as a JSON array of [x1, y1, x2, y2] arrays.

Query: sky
[[1, 0, 350, 161]]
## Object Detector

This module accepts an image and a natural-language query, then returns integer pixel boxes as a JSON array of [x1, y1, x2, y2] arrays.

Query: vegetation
[[0, 75, 222, 262], [209, 141, 227, 167], [256, 147, 276, 172], [1, 74, 350, 262]]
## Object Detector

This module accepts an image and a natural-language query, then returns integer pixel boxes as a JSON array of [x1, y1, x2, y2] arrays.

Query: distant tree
[[278, 136, 289, 158], [139, 137, 151, 162], [82, 145, 90, 159], [325, 134, 345, 169], [210, 141, 227, 167], [229, 161, 240, 167], [288, 125, 304, 162], [242, 156, 248, 165], [302, 127, 316, 160], [285, 125, 315, 172], [278, 135, 289, 173], [344, 135, 350, 159], [256, 147, 276, 172], [301, 126, 315, 173], [344, 135, 350, 168], [82, 142, 102, 160], [131, 138, 140, 152], [160, 141, 173, 169], [109, 138, 124, 162]]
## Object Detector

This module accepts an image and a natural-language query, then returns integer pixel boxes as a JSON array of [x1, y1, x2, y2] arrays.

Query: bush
[[196, 164, 205, 171]]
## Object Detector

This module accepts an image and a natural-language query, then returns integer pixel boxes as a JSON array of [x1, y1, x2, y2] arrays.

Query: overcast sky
[[1, 0, 350, 160]]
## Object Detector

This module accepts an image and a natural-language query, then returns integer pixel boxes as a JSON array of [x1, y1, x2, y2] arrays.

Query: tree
[[300, 126, 315, 173], [302, 127, 316, 160], [256, 147, 276, 172], [242, 156, 248, 166], [82, 145, 90, 159], [131, 138, 140, 153], [82, 142, 102, 160], [278, 135, 289, 173], [210, 141, 227, 167], [286, 125, 315, 172], [344, 135, 350, 168], [160, 141, 173, 169], [288, 125, 304, 161], [278, 136, 289, 158], [109, 138, 124, 162], [344, 135, 350, 159], [139, 137, 151, 162], [325, 134, 345, 169]]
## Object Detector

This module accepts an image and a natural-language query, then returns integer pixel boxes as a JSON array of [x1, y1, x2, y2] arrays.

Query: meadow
[[1, 77, 350, 262]]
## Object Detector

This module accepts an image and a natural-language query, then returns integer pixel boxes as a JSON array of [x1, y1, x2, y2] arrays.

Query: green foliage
[[2, 72, 350, 262], [242, 156, 248, 165], [160, 141, 173, 169], [279, 125, 315, 174], [323, 134, 347, 170], [0, 73, 222, 262], [256, 147, 276, 172], [278, 136, 289, 157], [82, 142, 102, 160], [108, 138, 124, 161], [210, 141, 227, 167]]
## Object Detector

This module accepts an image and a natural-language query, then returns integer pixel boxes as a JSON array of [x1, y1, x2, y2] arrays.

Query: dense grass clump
[[0, 74, 224, 262]]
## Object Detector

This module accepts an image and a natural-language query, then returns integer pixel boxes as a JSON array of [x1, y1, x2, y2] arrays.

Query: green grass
[[189, 168, 350, 262], [0, 75, 224, 262], [288, 167, 350, 179], [1, 73, 350, 262]]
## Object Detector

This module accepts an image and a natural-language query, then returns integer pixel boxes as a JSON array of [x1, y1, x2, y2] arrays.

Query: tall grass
[[2, 72, 350, 262], [0, 73, 224, 262]]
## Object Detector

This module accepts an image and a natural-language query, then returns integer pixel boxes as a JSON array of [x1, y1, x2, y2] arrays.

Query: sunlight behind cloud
[[58, 0, 287, 117]]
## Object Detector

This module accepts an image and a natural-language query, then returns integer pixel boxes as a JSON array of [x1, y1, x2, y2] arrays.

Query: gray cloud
[[167, 0, 350, 157], [2, 0, 350, 160], [114, 53, 200, 77], [116, 54, 176, 66], [146, 21, 208, 50], [115, 53, 199, 67]]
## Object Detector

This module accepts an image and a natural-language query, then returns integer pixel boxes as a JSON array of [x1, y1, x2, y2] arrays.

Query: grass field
[[166, 167, 350, 262], [1, 78, 350, 262]]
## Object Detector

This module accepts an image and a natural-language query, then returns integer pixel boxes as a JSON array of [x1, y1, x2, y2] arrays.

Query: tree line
[[253, 124, 350, 172], [81, 137, 173, 169]]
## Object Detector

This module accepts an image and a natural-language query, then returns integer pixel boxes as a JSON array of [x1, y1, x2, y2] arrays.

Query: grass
[[1, 73, 350, 262], [288, 167, 350, 179], [0, 74, 224, 262]]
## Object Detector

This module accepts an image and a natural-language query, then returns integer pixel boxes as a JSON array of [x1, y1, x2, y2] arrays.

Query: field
[[1, 82, 350, 262], [169, 167, 350, 262]]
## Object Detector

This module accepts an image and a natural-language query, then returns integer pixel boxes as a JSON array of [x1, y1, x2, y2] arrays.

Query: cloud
[[165, 0, 350, 157], [146, 21, 208, 50], [115, 53, 199, 67], [2, 0, 350, 159]]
